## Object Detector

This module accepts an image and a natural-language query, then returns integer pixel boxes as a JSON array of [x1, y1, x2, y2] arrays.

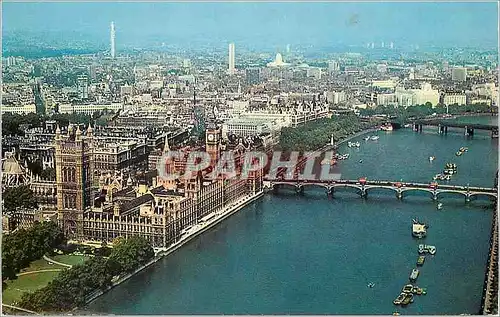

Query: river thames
[[86, 116, 498, 315]]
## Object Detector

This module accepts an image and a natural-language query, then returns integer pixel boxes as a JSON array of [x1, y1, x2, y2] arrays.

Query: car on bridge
[[358, 177, 367, 185], [429, 182, 438, 189], [394, 182, 404, 188]]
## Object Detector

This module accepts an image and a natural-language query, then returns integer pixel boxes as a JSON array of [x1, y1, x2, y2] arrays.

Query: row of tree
[[2, 112, 105, 137], [19, 236, 155, 313], [2, 221, 65, 281], [359, 103, 493, 123], [278, 114, 370, 152]]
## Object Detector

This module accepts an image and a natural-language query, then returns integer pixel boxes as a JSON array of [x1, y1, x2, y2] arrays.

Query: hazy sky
[[3, 2, 499, 49]]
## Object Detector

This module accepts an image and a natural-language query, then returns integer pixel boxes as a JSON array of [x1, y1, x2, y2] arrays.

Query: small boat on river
[[412, 219, 428, 238], [418, 244, 437, 255], [401, 293, 414, 306], [370, 135, 380, 141], [402, 284, 413, 293], [393, 293, 406, 305], [417, 255, 426, 266], [409, 268, 420, 282], [381, 123, 394, 131]]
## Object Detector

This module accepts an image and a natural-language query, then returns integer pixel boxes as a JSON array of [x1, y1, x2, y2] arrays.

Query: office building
[[110, 21, 116, 59], [77, 75, 89, 99], [443, 94, 467, 106], [228, 43, 235, 75]]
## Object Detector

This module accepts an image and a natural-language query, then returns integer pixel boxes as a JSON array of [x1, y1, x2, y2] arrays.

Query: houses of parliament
[[6, 122, 263, 248]]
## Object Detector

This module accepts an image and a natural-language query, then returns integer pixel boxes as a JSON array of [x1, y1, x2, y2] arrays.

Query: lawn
[[2, 271, 61, 305], [50, 254, 90, 266], [19, 258, 66, 273]]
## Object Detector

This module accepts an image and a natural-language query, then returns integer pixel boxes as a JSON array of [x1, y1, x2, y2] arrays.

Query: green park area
[[51, 254, 90, 266], [3, 271, 61, 306], [2, 255, 89, 306]]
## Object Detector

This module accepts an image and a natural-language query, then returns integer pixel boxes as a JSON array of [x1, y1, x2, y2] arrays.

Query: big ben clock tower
[[206, 125, 221, 166]]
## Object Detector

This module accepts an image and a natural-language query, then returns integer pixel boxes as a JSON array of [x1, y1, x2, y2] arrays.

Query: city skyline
[[2, 2, 499, 51]]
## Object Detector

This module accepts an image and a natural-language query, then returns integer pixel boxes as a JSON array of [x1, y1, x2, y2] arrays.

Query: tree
[[2, 221, 64, 281], [2, 185, 38, 214], [18, 236, 153, 313], [109, 236, 155, 273]]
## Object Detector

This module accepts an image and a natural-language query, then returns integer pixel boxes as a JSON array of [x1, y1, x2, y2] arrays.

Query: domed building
[[267, 53, 290, 68]]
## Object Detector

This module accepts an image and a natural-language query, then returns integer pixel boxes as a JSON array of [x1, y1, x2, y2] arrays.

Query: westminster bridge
[[263, 178, 498, 202]]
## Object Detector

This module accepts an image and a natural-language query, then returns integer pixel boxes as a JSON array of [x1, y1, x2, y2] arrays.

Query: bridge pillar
[[464, 126, 474, 137], [295, 184, 304, 194], [326, 186, 334, 196], [492, 128, 498, 139], [413, 123, 419, 132], [360, 187, 367, 199], [445, 126, 448, 134], [465, 194, 471, 203], [438, 124, 444, 134], [432, 191, 438, 201], [419, 124, 422, 132], [396, 190, 403, 200]]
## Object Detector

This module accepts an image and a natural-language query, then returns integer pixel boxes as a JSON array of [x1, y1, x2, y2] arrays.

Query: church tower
[[157, 135, 178, 190], [55, 124, 94, 238]]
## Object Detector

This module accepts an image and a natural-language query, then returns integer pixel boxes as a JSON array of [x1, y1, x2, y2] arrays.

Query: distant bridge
[[412, 119, 498, 137], [263, 179, 498, 202]]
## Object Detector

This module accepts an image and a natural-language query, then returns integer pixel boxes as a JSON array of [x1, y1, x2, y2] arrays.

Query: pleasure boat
[[418, 244, 437, 255], [418, 244, 426, 254], [402, 284, 414, 293], [409, 268, 420, 282], [401, 293, 414, 306], [370, 136, 380, 141], [381, 124, 394, 131], [429, 156, 436, 162], [437, 203, 443, 210], [364, 136, 370, 141], [433, 174, 443, 181], [417, 255, 426, 266], [393, 293, 406, 305], [427, 245, 437, 255], [412, 219, 428, 238]]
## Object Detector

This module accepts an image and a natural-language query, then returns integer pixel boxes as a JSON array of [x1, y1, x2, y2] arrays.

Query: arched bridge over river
[[263, 179, 498, 202]]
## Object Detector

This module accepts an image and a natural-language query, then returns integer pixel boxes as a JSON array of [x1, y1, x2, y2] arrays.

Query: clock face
[[208, 134, 214, 141]]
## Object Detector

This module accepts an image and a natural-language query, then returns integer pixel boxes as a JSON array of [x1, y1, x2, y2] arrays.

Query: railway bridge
[[412, 120, 498, 138], [263, 178, 498, 202]]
